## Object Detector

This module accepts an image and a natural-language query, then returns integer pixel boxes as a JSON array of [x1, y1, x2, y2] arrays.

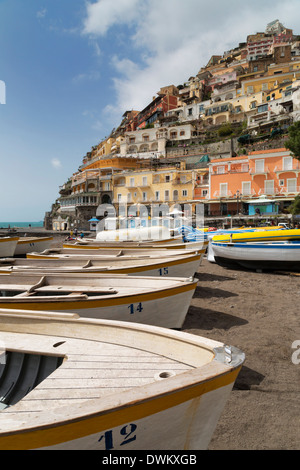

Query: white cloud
[[82, 0, 300, 119], [36, 8, 47, 19], [51, 158, 62, 169], [82, 0, 142, 36]]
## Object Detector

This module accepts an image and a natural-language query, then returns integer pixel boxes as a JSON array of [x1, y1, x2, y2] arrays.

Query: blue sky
[[0, 0, 299, 221]]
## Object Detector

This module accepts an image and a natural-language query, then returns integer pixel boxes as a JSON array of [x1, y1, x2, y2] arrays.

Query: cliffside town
[[45, 19, 300, 231]]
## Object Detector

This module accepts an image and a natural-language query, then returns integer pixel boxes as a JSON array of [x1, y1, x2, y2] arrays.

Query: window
[[242, 181, 251, 196], [165, 175, 170, 182], [247, 86, 254, 93], [142, 192, 147, 202], [202, 189, 208, 197], [188, 108, 193, 116], [130, 177, 135, 187], [283, 157, 293, 170], [220, 183, 227, 197], [164, 190, 169, 201], [261, 83, 268, 91], [127, 193, 131, 202], [182, 189, 188, 197], [279, 179, 284, 186], [241, 163, 249, 172], [173, 190, 178, 200], [255, 160, 265, 173], [264, 180, 274, 194], [217, 166, 225, 174], [142, 176, 148, 186], [287, 178, 297, 193], [117, 194, 122, 202], [155, 191, 160, 201]]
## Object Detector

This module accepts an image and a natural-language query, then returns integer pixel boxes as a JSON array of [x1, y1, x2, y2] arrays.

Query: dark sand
[[183, 258, 300, 450], [13, 232, 300, 449]]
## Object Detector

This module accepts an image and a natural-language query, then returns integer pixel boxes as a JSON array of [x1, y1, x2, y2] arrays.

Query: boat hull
[[212, 241, 300, 271], [39, 380, 236, 450], [0, 252, 203, 278], [0, 311, 244, 450], [14, 237, 53, 256], [0, 238, 19, 257], [0, 277, 197, 328]]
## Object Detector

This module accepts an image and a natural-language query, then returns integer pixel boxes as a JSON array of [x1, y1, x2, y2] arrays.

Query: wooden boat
[[0, 237, 19, 257], [0, 309, 245, 450], [212, 240, 300, 271], [0, 251, 202, 278], [0, 272, 197, 328], [14, 236, 53, 256], [27, 246, 206, 260], [63, 240, 206, 251]]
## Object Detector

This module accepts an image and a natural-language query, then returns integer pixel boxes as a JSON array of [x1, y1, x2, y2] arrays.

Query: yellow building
[[240, 61, 300, 97], [112, 167, 196, 214]]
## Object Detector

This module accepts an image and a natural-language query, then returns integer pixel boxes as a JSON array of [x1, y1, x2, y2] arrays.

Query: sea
[[0, 221, 43, 228]]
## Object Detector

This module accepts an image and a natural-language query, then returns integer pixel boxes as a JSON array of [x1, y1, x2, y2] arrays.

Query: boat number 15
[[98, 424, 137, 449], [158, 267, 168, 275]]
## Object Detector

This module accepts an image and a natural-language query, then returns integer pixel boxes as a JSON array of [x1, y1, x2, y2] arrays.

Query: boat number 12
[[128, 302, 143, 314], [98, 424, 137, 449]]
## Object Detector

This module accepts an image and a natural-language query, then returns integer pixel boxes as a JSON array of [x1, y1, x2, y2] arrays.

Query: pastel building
[[208, 148, 300, 216]]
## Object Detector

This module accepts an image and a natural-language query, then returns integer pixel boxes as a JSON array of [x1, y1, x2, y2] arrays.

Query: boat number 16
[[98, 424, 137, 449]]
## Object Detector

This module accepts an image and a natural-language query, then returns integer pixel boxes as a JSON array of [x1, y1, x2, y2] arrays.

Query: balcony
[[274, 163, 300, 175], [212, 190, 234, 198], [277, 185, 300, 195], [249, 165, 270, 178]]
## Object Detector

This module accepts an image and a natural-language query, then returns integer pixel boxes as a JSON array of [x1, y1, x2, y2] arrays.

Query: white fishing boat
[[27, 246, 206, 260], [0, 237, 19, 257], [0, 251, 202, 278], [0, 309, 245, 450], [0, 272, 197, 328], [63, 239, 206, 251], [212, 240, 300, 271], [14, 237, 53, 256]]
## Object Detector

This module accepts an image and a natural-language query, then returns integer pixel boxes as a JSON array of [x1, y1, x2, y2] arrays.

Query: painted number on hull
[[158, 267, 168, 276], [128, 302, 143, 314], [98, 424, 137, 449]]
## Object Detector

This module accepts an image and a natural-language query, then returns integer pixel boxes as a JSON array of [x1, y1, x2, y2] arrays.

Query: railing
[[212, 190, 234, 198], [274, 163, 300, 172], [249, 165, 270, 175], [278, 186, 300, 194]]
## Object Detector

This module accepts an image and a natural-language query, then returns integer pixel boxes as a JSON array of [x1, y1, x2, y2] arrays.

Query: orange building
[[208, 148, 300, 216]]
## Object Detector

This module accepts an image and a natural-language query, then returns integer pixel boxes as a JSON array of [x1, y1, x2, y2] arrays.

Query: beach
[[186, 258, 300, 450], [2, 228, 299, 449], [47, 233, 300, 449]]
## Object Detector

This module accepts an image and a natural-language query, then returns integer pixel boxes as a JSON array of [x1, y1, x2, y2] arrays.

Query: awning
[[88, 218, 99, 222]]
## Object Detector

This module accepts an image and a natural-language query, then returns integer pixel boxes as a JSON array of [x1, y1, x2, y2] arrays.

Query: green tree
[[285, 121, 300, 159], [288, 195, 300, 215], [218, 123, 233, 137]]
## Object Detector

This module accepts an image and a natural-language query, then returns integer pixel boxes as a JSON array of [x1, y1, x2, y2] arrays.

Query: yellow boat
[[212, 228, 300, 243]]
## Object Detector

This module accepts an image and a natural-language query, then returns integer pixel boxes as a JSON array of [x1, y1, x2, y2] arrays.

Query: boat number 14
[[128, 302, 143, 314], [98, 424, 137, 449]]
